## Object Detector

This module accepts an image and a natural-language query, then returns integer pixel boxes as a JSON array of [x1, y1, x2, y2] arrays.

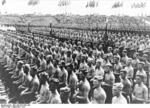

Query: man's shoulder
[[64, 69, 68, 74], [147, 61, 150, 65], [142, 84, 148, 91], [134, 84, 139, 88], [126, 79, 132, 86], [112, 96, 117, 101], [121, 95, 127, 103]]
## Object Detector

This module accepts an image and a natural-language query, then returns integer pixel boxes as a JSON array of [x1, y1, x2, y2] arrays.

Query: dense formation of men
[[0, 27, 150, 104]]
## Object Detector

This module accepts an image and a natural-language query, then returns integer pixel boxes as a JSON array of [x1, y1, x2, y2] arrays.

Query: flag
[[86, 0, 98, 8], [103, 23, 108, 41], [2, 0, 6, 5], [112, 1, 123, 8], [131, 2, 146, 8], [102, 17, 108, 41], [28, 0, 39, 6]]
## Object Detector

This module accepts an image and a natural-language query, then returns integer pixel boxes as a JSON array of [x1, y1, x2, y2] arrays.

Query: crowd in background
[[53, 15, 147, 31], [0, 28, 150, 104]]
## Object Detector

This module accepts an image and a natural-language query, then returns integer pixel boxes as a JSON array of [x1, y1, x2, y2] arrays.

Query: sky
[[0, 0, 150, 16]]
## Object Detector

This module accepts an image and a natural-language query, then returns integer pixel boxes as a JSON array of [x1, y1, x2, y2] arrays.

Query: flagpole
[[103, 16, 108, 43]]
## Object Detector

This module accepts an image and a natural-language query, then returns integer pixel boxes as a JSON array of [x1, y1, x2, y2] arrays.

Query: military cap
[[123, 49, 127, 52], [138, 61, 145, 65], [60, 86, 71, 93], [94, 76, 103, 81], [113, 83, 123, 91], [120, 69, 127, 74], [143, 54, 148, 58], [105, 62, 112, 67]]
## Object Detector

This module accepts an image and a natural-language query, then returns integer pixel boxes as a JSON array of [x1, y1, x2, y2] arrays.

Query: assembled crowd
[[0, 28, 150, 104]]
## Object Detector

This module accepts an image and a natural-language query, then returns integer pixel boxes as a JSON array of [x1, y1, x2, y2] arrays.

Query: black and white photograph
[[0, 0, 150, 105]]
